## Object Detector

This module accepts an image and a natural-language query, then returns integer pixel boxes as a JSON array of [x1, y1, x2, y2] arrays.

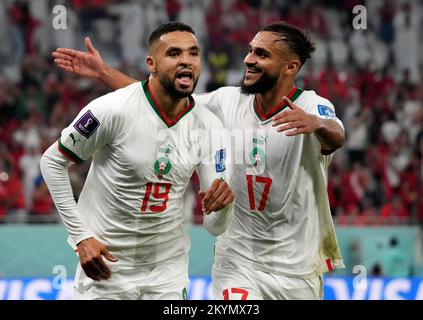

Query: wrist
[[96, 62, 108, 82], [313, 115, 325, 132], [76, 236, 94, 247]]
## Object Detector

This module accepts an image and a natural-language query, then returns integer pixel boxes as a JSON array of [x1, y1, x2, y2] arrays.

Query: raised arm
[[52, 37, 138, 90], [272, 96, 345, 153]]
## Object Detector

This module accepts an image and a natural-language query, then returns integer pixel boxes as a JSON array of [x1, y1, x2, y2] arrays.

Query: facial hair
[[241, 71, 279, 95], [158, 73, 198, 98]]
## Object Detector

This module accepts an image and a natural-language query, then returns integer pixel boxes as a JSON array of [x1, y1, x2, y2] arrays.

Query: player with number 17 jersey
[[195, 86, 345, 280]]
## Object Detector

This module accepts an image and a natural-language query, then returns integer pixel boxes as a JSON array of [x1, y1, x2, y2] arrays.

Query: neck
[[256, 79, 295, 114], [148, 78, 188, 121]]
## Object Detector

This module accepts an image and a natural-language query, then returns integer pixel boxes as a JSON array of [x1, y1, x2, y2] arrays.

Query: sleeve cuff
[[68, 232, 96, 251]]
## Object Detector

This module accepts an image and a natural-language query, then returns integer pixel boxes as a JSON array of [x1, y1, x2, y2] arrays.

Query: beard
[[158, 73, 198, 98], [240, 71, 279, 95]]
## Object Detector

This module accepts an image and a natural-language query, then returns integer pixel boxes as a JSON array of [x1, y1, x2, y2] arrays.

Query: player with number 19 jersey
[[195, 86, 345, 279], [51, 80, 227, 270]]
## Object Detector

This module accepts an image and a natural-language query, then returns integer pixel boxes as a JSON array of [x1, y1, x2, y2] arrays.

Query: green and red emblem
[[154, 157, 172, 179], [249, 147, 266, 168]]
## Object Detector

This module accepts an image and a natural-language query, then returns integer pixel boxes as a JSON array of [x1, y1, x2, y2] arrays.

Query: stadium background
[[0, 0, 422, 300]]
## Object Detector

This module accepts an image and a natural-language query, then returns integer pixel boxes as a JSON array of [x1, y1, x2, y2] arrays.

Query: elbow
[[334, 133, 345, 151], [333, 133, 345, 150], [39, 153, 48, 176]]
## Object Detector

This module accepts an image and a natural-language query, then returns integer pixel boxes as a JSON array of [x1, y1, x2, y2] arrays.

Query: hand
[[199, 179, 235, 214], [76, 237, 118, 281], [271, 96, 322, 136], [52, 37, 104, 79]]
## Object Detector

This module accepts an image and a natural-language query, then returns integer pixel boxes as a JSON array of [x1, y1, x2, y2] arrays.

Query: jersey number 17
[[246, 175, 272, 211]]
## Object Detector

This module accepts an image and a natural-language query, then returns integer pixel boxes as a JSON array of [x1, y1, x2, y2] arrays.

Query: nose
[[179, 52, 193, 66], [243, 52, 255, 66]]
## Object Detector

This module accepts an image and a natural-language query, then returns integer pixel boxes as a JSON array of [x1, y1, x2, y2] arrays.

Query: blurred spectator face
[[241, 31, 299, 94], [147, 31, 201, 98]]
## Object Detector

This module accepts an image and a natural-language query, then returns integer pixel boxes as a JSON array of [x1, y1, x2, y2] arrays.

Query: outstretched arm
[[52, 37, 138, 90], [272, 96, 345, 152]]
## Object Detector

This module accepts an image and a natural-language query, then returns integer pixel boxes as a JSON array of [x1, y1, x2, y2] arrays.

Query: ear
[[146, 56, 157, 74], [286, 59, 301, 76]]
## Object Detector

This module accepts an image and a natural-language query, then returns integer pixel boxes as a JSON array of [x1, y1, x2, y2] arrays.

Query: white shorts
[[74, 258, 189, 300], [212, 262, 323, 300]]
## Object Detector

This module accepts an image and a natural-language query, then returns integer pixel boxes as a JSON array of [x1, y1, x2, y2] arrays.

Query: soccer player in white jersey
[[52, 21, 345, 300], [41, 22, 235, 300]]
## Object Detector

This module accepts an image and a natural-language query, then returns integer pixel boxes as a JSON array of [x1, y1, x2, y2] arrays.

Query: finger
[[201, 180, 220, 205], [85, 37, 98, 54], [83, 268, 100, 281], [272, 116, 293, 126], [209, 193, 235, 213], [271, 112, 284, 122], [55, 48, 79, 57], [94, 257, 112, 279], [90, 257, 111, 280], [207, 191, 232, 212], [204, 182, 227, 212], [102, 249, 118, 262], [52, 51, 73, 61], [83, 262, 103, 281], [56, 64, 74, 73], [282, 96, 298, 110], [54, 59, 72, 67], [203, 182, 226, 210], [276, 122, 300, 132], [286, 127, 308, 136], [198, 191, 207, 213]]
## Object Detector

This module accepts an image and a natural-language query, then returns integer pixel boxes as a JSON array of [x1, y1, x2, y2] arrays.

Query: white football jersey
[[58, 81, 226, 268], [194, 86, 345, 278]]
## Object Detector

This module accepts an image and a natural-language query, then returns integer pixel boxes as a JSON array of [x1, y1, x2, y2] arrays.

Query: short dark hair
[[261, 21, 315, 66], [148, 22, 195, 48]]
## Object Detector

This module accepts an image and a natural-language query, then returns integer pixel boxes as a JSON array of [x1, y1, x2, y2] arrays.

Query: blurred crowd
[[0, 0, 422, 225]]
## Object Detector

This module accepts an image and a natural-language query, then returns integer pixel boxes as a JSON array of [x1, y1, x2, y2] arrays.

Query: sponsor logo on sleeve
[[69, 133, 81, 146], [215, 149, 226, 173], [74, 110, 100, 138], [318, 104, 337, 118]]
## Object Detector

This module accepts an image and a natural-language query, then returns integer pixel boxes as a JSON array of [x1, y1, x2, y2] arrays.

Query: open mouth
[[245, 67, 262, 77], [176, 70, 193, 85]]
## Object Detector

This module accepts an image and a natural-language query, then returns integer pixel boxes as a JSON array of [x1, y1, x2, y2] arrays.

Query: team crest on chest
[[249, 135, 267, 169], [154, 144, 174, 179], [249, 147, 266, 168]]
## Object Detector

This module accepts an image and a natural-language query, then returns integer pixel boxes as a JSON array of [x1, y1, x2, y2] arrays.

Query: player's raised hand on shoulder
[[76, 237, 118, 281], [272, 96, 322, 136], [52, 37, 104, 79], [199, 179, 235, 214]]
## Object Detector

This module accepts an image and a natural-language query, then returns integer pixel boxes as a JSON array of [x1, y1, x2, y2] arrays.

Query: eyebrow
[[165, 45, 200, 54], [248, 44, 271, 57]]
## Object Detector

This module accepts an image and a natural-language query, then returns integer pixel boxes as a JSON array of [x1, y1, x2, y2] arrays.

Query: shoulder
[[299, 89, 333, 106], [87, 82, 142, 116], [216, 86, 243, 96], [194, 86, 243, 104], [75, 82, 142, 136], [193, 103, 224, 129], [298, 89, 337, 115]]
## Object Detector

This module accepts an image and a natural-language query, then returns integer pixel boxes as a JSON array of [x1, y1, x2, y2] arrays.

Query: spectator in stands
[[380, 195, 409, 224], [29, 175, 55, 222], [0, 162, 26, 223], [393, 1, 421, 84]]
